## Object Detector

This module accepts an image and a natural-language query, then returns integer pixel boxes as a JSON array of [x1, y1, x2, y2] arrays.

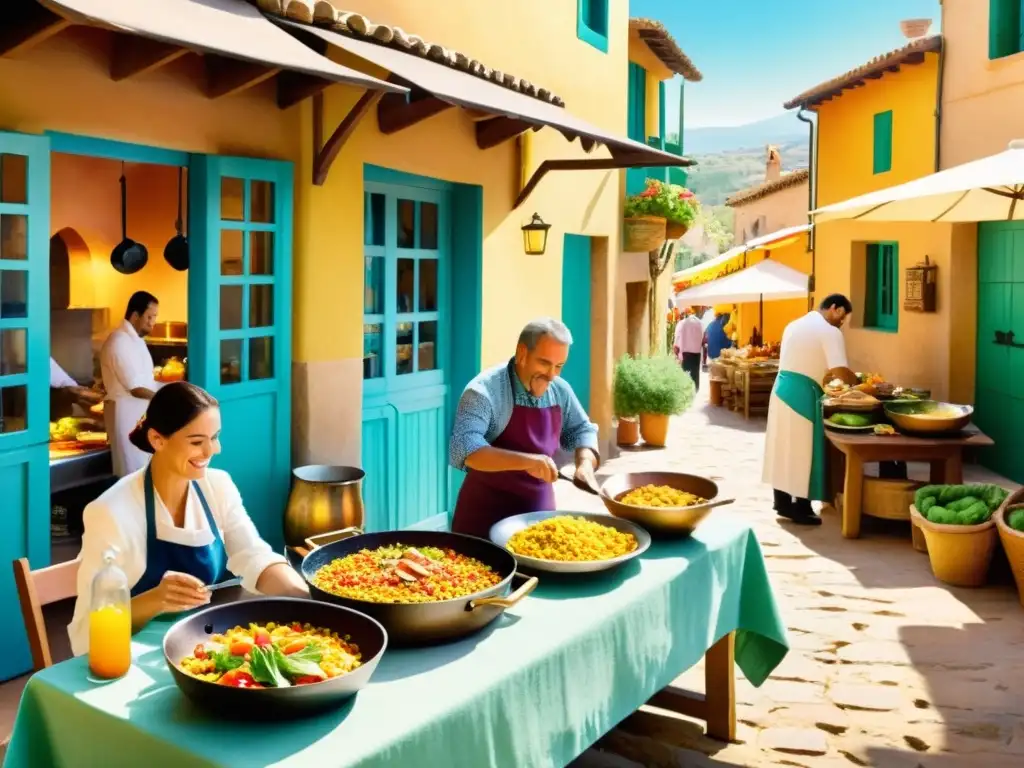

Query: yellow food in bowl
[[507, 516, 637, 562], [914, 407, 962, 419], [620, 484, 707, 508]]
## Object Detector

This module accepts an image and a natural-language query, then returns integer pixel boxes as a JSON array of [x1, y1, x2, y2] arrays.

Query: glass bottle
[[88, 548, 132, 680]]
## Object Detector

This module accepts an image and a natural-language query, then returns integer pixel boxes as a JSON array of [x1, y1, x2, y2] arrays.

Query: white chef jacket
[[68, 467, 287, 656], [49, 357, 78, 389], [763, 311, 849, 498], [100, 320, 159, 477]]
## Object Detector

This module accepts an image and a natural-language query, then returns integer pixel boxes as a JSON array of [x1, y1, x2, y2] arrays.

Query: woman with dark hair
[[68, 382, 307, 655]]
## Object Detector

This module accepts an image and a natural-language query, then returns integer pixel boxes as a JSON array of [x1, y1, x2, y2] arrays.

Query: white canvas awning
[[813, 140, 1024, 223], [674, 258, 809, 308]]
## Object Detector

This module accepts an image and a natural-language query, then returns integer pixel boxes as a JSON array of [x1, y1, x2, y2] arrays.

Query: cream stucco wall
[[731, 181, 809, 243]]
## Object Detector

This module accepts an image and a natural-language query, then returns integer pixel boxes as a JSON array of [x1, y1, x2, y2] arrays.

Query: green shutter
[[627, 63, 646, 141], [872, 110, 893, 175], [990, 0, 1022, 58], [1019, 0, 1024, 52], [865, 243, 899, 331]]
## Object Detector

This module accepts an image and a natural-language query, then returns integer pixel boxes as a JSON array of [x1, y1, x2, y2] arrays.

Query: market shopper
[[763, 294, 859, 526], [68, 382, 306, 656], [449, 318, 600, 539], [706, 312, 733, 361], [673, 309, 703, 391]]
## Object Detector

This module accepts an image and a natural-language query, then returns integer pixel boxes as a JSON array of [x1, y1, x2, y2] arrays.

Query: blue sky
[[629, 0, 941, 129]]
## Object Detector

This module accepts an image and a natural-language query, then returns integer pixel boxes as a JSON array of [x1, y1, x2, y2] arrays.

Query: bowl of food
[[298, 530, 537, 645], [884, 400, 973, 435], [599, 471, 733, 536], [163, 597, 387, 718], [489, 511, 651, 574]]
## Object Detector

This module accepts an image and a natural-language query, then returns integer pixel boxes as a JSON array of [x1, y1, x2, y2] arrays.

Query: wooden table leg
[[828, 444, 846, 508], [646, 632, 737, 743], [929, 461, 945, 484], [744, 372, 751, 420], [842, 450, 864, 539], [944, 452, 964, 484]]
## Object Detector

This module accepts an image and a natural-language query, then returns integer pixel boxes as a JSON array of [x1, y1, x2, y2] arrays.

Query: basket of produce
[[600, 471, 734, 536], [994, 489, 1024, 606], [911, 484, 1009, 587], [884, 400, 973, 435], [489, 511, 651, 574], [822, 389, 881, 414], [623, 215, 666, 251]]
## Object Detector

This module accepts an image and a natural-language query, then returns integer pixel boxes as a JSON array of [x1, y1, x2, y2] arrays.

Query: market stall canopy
[[813, 140, 1024, 223], [16, 0, 403, 107], [270, 8, 693, 202], [674, 259, 809, 308], [744, 224, 811, 252]]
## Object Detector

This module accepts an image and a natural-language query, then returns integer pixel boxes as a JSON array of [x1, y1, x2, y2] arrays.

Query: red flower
[[679, 190, 695, 199]]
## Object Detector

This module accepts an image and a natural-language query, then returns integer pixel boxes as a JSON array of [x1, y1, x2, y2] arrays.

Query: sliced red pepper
[[253, 629, 272, 648], [219, 670, 263, 688], [293, 675, 322, 686], [192, 643, 208, 660]]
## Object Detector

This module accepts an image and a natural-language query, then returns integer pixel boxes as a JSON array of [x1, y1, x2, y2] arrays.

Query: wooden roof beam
[[377, 91, 452, 135], [205, 54, 280, 99], [109, 34, 188, 81], [312, 89, 382, 185], [0, 3, 70, 58], [476, 116, 533, 149]]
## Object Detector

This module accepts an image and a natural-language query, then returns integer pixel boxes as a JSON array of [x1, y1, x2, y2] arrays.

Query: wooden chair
[[12, 557, 80, 671]]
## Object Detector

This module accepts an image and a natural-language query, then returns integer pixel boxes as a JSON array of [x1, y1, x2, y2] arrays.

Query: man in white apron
[[763, 295, 858, 525], [100, 291, 160, 477]]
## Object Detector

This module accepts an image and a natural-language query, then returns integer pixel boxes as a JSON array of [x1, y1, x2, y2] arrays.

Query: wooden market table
[[5, 518, 788, 768], [826, 426, 994, 539]]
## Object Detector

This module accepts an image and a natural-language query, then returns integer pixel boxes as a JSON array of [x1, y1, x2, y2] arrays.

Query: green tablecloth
[[6, 517, 788, 768]]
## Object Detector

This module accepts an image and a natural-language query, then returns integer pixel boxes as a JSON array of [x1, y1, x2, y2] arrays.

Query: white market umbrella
[[813, 139, 1024, 223]]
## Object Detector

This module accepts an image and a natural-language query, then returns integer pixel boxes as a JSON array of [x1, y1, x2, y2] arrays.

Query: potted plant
[[995, 490, 1024, 606], [910, 484, 1009, 587], [623, 179, 699, 251], [613, 355, 642, 446], [632, 353, 696, 447]]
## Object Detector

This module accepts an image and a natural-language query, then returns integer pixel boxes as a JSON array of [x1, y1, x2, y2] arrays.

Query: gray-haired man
[[449, 317, 600, 538]]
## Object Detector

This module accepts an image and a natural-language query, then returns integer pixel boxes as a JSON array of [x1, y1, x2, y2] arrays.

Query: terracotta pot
[[616, 417, 639, 446], [709, 379, 723, 407], [666, 221, 689, 240], [638, 412, 670, 447], [910, 505, 997, 587], [995, 497, 1024, 606], [623, 216, 666, 252], [900, 18, 931, 38]]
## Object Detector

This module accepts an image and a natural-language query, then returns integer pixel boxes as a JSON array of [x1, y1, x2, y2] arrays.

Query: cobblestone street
[[568, 389, 1024, 768]]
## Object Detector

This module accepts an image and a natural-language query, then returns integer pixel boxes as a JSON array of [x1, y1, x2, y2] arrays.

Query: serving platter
[[489, 510, 651, 574], [824, 421, 875, 433]]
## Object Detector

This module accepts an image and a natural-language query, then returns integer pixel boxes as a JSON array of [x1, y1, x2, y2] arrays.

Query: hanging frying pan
[[110, 164, 148, 275], [163, 166, 188, 271]]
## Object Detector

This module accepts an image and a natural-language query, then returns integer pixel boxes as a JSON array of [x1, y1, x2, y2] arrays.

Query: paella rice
[[178, 621, 362, 688], [506, 515, 637, 562], [312, 544, 502, 603], [620, 484, 706, 508]]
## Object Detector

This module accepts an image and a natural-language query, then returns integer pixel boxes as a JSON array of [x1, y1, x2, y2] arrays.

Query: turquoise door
[[361, 175, 450, 530], [188, 156, 292, 550], [0, 133, 51, 680], [561, 234, 592, 413], [975, 221, 1024, 483]]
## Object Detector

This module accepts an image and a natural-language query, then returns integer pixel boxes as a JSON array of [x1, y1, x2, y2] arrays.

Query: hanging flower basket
[[624, 178, 699, 252], [666, 221, 690, 240], [623, 215, 666, 252]]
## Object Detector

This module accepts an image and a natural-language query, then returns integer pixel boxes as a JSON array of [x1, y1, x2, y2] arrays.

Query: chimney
[[765, 145, 782, 183]]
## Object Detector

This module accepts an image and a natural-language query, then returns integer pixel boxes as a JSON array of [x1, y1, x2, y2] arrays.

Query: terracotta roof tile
[[255, 0, 565, 105], [783, 35, 941, 110], [726, 168, 809, 207], [629, 18, 702, 82]]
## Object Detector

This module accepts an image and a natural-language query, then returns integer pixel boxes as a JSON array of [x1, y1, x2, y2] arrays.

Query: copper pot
[[284, 465, 366, 547]]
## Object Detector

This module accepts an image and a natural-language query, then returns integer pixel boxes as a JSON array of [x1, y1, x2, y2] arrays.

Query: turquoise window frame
[[864, 242, 899, 332], [872, 110, 893, 175], [577, 0, 609, 53], [989, 0, 1024, 59]]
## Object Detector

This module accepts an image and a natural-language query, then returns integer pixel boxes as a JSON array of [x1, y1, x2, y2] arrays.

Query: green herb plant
[[1007, 507, 1024, 532], [613, 355, 643, 418], [914, 484, 1009, 526], [628, 354, 696, 416], [623, 179, 700, 230]]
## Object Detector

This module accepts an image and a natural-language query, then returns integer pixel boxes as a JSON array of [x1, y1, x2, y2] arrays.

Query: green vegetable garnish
[[249, 646, 291, 688], [211, 649, 244, 674], [276, 645, 326, 680]]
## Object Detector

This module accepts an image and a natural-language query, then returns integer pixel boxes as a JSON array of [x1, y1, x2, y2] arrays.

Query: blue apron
[[130, 466, 228, 596]]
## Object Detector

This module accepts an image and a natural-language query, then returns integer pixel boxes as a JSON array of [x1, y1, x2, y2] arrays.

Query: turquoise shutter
[[873, 111, 893, 174]]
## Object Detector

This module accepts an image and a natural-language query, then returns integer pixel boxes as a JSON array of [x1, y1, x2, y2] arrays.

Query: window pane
[[0, 384, 27, 434], [419, 259, 438, 311], [397, 258, 414, 313], [396, 321, 413, 375], [397, 199, 415, 248], [364, 256, 383, 314], [250, 231, 274, 275], [220, 340, 242, 385], [363, 323, 382, 379], [249, 284, 273, 328], [249, 336, 274, 380], [0, 270, 28, 318], [418, 320, 438, 372], [0, 154, 28, 204], [250, 180, 275, 223], [220, 229, 243, 275], [220, 285, 243, 330], [0, 328, 27, 375], [364, 192, 385, 247], [1, 214, 28, 261], [420, 202, 438, 249], [220, 177, 245, 221]]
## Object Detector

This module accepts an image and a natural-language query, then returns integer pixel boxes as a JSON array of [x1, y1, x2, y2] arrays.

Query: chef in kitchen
[[448, 317, 600, 538], [50, 356, 103, 411], [763, 294, 859, 526], [100, 290, 161, 477]]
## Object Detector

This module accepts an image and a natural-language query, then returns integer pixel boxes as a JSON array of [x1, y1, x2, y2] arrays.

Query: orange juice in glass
[[88, 549, 132, 680]]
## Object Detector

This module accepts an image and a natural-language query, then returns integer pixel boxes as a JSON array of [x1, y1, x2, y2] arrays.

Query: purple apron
[[451, 378, 563, 540]]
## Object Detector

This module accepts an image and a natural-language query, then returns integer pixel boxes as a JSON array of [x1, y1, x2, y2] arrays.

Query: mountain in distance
[[683, 112, 808, 155]]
